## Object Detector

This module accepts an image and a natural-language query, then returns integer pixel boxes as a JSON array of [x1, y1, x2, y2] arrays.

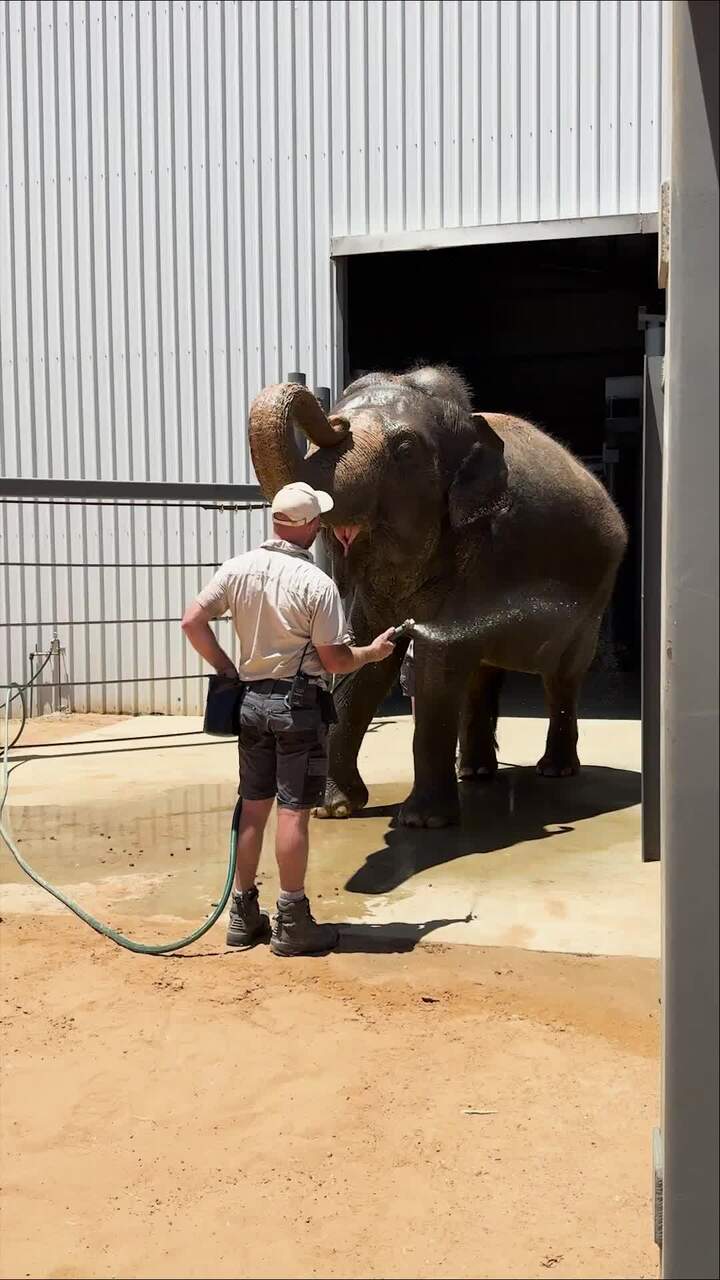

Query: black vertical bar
[[641, 353, 663, 862]]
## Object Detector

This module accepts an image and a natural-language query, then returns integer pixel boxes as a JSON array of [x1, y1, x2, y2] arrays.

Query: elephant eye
[[392, 433, 419, 458]]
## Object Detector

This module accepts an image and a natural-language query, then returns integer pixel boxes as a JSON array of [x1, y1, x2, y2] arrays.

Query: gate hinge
[[653, 1127, 664, 1248], [659, 181, 670, 289]]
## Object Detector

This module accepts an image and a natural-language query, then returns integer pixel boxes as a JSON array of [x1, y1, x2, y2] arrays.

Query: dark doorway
[[344, 231, 664, 684]]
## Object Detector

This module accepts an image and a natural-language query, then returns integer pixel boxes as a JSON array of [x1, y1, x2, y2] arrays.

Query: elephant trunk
[[248, 382, 349, 501]]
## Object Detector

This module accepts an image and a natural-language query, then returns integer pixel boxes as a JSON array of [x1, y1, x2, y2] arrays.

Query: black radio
[[284, 672, 318, 709]]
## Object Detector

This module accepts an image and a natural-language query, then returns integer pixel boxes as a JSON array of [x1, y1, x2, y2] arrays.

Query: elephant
[[248, 365, 627, 828]]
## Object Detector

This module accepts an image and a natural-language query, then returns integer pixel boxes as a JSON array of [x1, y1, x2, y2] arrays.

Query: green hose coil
[[1, 681, 238, 955]]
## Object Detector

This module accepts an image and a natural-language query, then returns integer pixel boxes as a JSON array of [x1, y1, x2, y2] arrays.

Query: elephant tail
[[490, 669, 505, 747], [466, 665, 504, 745]]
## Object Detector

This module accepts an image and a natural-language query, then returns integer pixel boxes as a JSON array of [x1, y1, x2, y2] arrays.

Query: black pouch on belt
[[319, 688, 338, 725], [203, 675, 244, 737]]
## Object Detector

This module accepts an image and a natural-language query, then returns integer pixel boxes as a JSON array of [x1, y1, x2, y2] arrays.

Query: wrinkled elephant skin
[[248, 366, 627, 827]]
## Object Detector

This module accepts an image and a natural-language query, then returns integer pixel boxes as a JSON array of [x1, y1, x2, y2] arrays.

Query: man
[[181, 481, 395, 957]]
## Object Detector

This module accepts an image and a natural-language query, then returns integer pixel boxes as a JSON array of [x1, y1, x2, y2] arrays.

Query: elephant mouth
[[332, 524, 362, 556]]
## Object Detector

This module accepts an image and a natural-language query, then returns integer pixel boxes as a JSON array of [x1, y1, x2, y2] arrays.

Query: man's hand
[[217, 663, 240, 681], [316, 627, 399, 675], [181, 601, 237, 677], [366, 628, 397, 663]]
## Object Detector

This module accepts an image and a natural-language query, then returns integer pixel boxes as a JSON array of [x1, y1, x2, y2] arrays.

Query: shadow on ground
[[337, 915, 473, 953], [345, 764, 641, 896]]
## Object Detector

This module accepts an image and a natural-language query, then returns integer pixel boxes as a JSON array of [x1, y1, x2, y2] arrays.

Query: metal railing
[[0, 371, 333, 717], [0, 475, 267, 717]]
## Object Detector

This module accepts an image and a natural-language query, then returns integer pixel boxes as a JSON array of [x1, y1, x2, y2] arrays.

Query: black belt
[[248, 678, 323, 695]]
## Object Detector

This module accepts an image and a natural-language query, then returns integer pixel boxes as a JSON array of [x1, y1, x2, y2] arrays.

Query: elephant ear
[[447, 415, 509, 530]]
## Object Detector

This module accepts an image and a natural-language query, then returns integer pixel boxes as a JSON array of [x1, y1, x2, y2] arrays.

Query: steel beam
[[331, 212, 659, 258], [0, 477, 264, 503], [660, 3, 719, 1275]]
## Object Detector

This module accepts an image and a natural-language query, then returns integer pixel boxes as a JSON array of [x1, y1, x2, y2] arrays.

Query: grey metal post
[[287, 372, 308, 458], [51, 633, 62, 715], [660, 3, 719, 1275], [313, 388, 333, 575]]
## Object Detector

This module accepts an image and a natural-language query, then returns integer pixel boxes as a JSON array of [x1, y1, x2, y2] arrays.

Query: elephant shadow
[[337, 914, 473, 954], [344, 765, 641, 896]]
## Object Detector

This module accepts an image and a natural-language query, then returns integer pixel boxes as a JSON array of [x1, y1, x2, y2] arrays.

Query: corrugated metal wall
[[331, 0, 664, 235], [0, 0, 664, 714]]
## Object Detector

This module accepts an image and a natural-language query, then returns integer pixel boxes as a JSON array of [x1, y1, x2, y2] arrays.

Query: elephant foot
[[313, 774, 369, 820], [398, 783, 460, 829], [536, 751, 580, 779], [457, 760, 498, 782]]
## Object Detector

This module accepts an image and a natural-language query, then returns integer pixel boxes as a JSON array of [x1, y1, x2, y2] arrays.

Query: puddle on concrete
[[1, 765, 641, 933], [1, 783, 236, 921]]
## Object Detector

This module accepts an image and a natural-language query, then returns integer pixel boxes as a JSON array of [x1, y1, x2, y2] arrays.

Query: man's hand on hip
[[181, 600, 237, 678], [217, 662, 240, 681]]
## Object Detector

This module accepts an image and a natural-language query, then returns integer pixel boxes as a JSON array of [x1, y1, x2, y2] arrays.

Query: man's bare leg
[[271, 806, 339, 956], [234, 797, 274, 892], [275, 806, 310, 893], [226, 797, 274, 948]]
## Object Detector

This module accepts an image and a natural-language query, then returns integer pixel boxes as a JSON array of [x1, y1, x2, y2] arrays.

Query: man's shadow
[[344, 764, 641, 896]]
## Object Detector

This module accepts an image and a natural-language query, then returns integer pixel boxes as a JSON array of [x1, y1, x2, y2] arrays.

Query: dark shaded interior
[[343, 231, 664, 708]]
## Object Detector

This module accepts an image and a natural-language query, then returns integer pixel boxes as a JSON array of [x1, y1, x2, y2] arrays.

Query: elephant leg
[[399, 647, 464, 829], [537, 626, 595, 777], [536, 672, 581, 777], [457, 666, 504, 780], [314, 641, 404, 819], [537, 612, 603, 777]]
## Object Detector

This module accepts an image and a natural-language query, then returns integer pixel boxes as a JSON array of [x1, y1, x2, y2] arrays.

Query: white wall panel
[[1, 0, 665, 714]]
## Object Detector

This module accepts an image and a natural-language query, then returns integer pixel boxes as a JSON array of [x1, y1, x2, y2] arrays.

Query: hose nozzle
[[389, 618, 416, 643]]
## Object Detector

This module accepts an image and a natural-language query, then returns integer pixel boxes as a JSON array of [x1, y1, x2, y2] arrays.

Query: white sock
[[278, 888, 305, 905]]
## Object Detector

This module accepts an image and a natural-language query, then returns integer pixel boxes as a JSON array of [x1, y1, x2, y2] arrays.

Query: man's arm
[[316, 630, 396, 675], [181, 601, 238, 678]]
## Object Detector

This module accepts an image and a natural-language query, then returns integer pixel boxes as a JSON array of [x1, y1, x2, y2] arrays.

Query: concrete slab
[[0, 712, 658, 958]]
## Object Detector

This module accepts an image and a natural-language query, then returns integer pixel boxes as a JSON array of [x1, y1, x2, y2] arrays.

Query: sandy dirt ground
[[5, 712, 129, 747], [0, 916, 659, 1280]]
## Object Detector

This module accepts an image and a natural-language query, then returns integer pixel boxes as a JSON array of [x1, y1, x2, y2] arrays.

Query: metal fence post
[[287, 372, 308, 458]]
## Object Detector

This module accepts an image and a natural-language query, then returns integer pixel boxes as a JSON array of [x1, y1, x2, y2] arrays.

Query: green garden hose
[[1, 682, 238, 954]]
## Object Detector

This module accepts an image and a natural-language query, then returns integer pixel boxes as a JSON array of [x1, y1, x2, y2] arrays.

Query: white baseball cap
[[271, 481, 334, 525]]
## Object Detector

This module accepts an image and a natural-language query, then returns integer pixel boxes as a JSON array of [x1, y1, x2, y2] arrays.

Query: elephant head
[[248, 365, 509, 610]]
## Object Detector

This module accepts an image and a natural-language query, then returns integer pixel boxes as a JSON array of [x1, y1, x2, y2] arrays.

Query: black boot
[[226, 887, 271, 949], [270, 896, 340, 957]]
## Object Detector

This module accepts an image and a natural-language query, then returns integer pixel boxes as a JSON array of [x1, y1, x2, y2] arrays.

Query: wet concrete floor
[[0, 712, 658, 957]]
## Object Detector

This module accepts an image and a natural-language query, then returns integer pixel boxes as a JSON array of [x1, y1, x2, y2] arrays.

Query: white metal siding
[[0, 0, 664, 713]]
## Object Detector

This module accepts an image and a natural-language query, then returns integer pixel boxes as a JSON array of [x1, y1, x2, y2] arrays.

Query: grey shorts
[[238, 686, 328, 810]]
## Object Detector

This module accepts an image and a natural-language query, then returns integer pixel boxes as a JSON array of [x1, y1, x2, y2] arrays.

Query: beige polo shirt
[[195, 538, 347, 682]]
